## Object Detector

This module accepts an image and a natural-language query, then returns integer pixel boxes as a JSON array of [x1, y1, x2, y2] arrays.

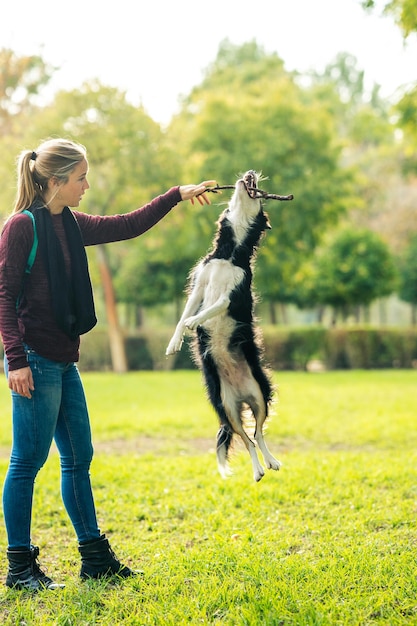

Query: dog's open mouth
[[242, 171, 258, 199], [204, 175, 293, 202]]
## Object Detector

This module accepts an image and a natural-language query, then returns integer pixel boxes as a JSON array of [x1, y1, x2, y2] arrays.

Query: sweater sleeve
[[75, 187, 182, 245], [0, 214, 36, 370]]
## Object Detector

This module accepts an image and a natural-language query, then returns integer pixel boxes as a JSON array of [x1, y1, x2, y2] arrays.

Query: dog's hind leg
[[221, 419, 265, 482], [255, 430, 281, 472], [251, 404, 281, 472], [222, 389, 266, 482], [215, 411, 274, 482], [239, 428, 266, 482], [245, 385, 281, 473]]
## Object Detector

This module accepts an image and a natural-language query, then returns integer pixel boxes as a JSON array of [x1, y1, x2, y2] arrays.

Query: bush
[[79, 330, 112, 371], [125, 336, 154, 370], [143, 325, 417, 371], [49, 326, 417, 372], [216, 326, 417, 371], [263, 326, 328, 370]]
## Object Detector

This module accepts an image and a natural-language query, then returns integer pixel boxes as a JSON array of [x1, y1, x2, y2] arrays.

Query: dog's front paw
[[184, 315, 200, 331], [166, 335, 183, 355]]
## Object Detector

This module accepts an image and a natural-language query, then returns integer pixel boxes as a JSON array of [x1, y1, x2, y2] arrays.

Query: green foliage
[[18, 82, 180, 213], [0, 48, 55, 135], [114, 227, 201, 308], [78, 329, 112, 371], [262, 326, 417, 370], [398, 234, 417, 304], [76, 326, 417, 372], [363, 0, 417, 173], [0, 41, 414, 320], [169, 41, 361, 304], [325, 327, 417, 369], [300, 227, 398, 315], [363, 0, 417, 37], [395, 86, 417, 173], [0, 49, 58, 212], [0, 370, 416, 624], [262, 326, 328, 370]]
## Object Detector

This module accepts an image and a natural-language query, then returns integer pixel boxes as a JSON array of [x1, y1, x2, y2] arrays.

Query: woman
[[0, 138, 212, 590]]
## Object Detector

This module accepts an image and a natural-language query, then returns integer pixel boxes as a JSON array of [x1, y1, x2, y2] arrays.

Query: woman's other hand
[[8, 366, 35, 398]]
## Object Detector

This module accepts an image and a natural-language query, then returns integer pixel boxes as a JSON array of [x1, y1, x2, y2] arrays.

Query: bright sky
[[2, 0, 417, 125]]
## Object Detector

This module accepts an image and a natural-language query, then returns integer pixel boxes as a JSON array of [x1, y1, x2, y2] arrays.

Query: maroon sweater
[[0, 187, 182, 371]]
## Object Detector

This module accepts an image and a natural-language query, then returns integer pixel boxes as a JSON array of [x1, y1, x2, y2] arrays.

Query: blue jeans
[[3, 348, 101, 549]]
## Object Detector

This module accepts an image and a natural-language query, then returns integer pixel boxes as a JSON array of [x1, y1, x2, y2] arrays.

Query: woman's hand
[[179, 180, 217, 206], [8, 366, 35, 399]]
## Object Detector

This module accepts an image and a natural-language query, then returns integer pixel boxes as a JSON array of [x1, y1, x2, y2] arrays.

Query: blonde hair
[[13, 138, 87, 214]]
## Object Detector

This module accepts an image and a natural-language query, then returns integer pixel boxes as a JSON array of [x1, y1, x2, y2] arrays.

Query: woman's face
[[59, 158, 90, 208], [47, 158, 90, 212]]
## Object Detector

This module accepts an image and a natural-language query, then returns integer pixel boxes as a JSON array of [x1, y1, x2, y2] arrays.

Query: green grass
[[0, 370, 416, 625]]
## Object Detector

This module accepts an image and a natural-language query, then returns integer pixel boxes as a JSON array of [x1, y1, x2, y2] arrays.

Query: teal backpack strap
[[22, 209, 38, 274], [16, 210, 38, 308]]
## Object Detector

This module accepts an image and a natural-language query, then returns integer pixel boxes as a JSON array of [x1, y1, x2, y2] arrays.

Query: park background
[[1, 1, 417, 374], [1, 2, 417, 624]]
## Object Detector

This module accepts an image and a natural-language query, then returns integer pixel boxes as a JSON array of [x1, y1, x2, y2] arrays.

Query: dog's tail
[[216, 424, 234, 478]]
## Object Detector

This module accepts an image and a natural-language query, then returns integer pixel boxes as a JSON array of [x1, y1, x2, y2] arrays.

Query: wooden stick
[[205, 184, 294, 201]]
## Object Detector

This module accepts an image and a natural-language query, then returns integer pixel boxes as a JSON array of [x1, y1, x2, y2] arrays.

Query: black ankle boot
[[78, 534, 138, 580], [6, 545, 64, 591]]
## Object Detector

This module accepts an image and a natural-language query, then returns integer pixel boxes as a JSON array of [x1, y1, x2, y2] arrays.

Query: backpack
[[16, 210, 38, 307]]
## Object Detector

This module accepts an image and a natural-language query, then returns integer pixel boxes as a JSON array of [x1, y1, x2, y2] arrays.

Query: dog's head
[[227, 170, 271, 237], [230, 170, 263, 214], [241, 170, 260, 199]]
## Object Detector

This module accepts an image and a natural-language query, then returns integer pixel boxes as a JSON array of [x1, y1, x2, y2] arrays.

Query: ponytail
[[13, 150, 40, 213]]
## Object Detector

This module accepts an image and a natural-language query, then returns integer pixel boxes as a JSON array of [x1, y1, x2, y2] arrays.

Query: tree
[[308, 52, 417, 272], [307, 52, 392, 148], [114, 218, 204, 323], [168, 40, 359, 318], [362, 1, 417, 173], [302, 227, 398, 324], [398, 234, 417, 323], [0, 48, 55, 135], [362, 1, 417, 36], [0, 49, 57, 215]]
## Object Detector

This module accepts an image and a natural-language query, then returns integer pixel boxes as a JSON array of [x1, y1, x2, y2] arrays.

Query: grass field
[[0, 370, 416, 625]]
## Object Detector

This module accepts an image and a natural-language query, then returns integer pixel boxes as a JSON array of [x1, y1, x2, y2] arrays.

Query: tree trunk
[[95, 244, 128, 373], [354, 306, 360, 323], [269, 301, 277, 325], [378, 299, 387, 325], [279, 302, 288, 325], [136, 306, 143, 328]]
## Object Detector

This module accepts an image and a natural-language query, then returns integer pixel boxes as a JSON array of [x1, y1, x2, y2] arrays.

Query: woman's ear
[[49, 176, 61, 189]]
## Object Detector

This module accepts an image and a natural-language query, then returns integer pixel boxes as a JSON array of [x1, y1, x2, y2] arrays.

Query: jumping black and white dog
[[166, 170, 281, 482]]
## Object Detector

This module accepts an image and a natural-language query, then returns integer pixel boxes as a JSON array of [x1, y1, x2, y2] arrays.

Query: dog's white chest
[[198, 259, 245, 310]]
